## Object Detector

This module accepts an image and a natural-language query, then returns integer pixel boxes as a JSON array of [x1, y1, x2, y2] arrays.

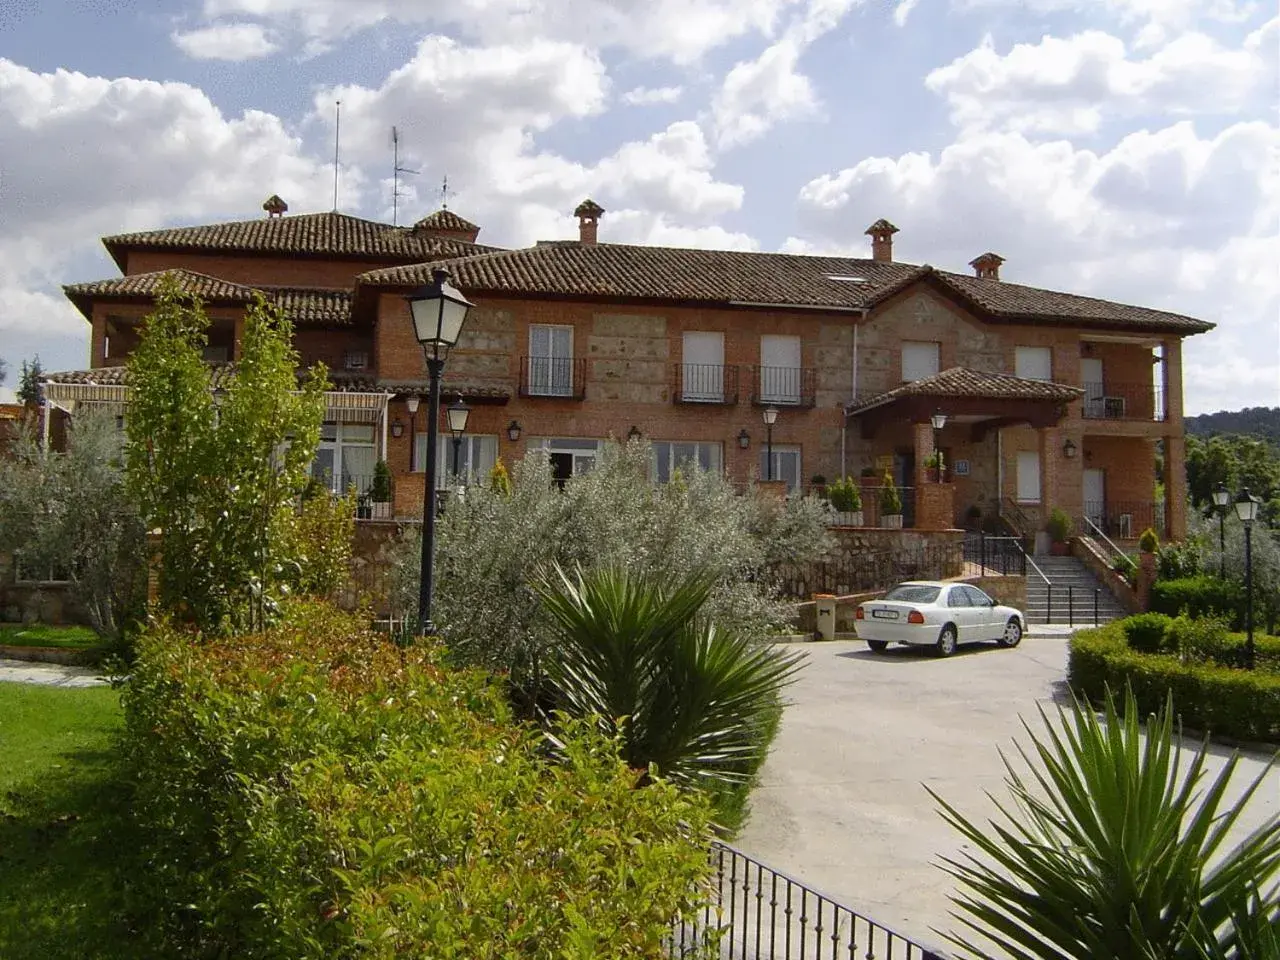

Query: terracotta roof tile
[[102, 211, 499, 265], [357, 243, 1211, 334], [377, 378, 512, 401], [413, 209, 479, 233], [44, 364, 383, 393], [845, 367, 1084, 416]]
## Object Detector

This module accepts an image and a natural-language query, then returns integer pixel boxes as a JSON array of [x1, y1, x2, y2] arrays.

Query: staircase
[[1025, 556, 1129, 626]]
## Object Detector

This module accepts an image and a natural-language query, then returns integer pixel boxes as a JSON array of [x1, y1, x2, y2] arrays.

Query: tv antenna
[[390, 126, 419, 226], [440, 174, 450, 210], [332, 100, 342, 212]]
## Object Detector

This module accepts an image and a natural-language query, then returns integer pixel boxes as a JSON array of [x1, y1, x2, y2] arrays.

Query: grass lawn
[[0, 623, 102, 650], [0, 683, 140, 958]]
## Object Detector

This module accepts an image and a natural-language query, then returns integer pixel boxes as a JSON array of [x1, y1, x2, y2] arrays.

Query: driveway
[[737, 637, 1280, 952]]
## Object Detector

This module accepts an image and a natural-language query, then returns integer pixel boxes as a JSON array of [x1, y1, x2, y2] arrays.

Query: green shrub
[[1138, 527, 1159, 553], [1047, 507, 1073, 543], [1151, 575, 1245, 629], [827, 476, 861, 513], [1157, 538, 1203, 580], [879, 472, 902, 515], [122, 601, 715, 959], [1069, 624, 1280, 743], [369, 459, 392, 502], [1122, 612, 1174, 654]]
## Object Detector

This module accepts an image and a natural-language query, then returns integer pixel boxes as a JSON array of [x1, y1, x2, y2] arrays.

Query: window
[[883, 584, 940, 603], [1015, 346, 1052, 381], [1016, 450, 1041, 504], [203, 345, 230, 363], [760, 334, 802, 403], [901, 341, 940, 382], [311, 422, 377, 495], [344, 350, 369, 371], [528, 325, 574, 396], [652, 441, 723, 482], [528, 437, 603, 486], [14, 554, 69, 584], [946, 586, 972, 608], [961, 585, 994, 607], [416, 434, 498, 487], [759, 444, 801, 494], [681, 332, 725, 401]]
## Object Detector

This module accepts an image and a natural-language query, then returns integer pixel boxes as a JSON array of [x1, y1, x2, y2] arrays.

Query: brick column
[[913, 421, 933, 489], [916, 483, 955, 530], [1038, 426, 1060, 527], [91, 316, 107, 366], [1163, 433, 1187, 541], [1162, 338, 1184, 421], [394, 472, 426, 520]]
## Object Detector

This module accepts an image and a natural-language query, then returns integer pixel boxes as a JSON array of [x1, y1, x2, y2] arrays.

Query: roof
[[63, 270, 355, 326], [845, 367, 1084, 416], [413, 209, 479, 233], [43, 363, 381, 393], [102, 210, 499, 268], [356, 242, 1213, 334]]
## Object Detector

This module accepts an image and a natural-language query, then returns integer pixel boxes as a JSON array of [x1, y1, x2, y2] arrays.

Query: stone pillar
[[1137, 551, 1157, 611], [1163, 433, 1187, 541], [1037, 426, 1061, 528], [913, 421, 933, 490], [916, 483, 956, 530]]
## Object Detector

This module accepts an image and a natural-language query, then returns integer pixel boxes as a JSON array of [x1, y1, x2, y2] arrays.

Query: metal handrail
[[1017, 540, 1051, 587], [1083, 516, 1136, 570]]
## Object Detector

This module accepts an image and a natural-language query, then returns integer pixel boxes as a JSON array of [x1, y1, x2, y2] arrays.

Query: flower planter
[[828, 511, 863, 527], [1050, 540, 1071, 556], [880, 514, 904, 529]]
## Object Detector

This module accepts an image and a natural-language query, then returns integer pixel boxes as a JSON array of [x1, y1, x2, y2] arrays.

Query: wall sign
[[954, 459, 971, 476]]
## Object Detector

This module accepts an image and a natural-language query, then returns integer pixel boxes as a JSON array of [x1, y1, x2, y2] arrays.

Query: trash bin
[[814, 593, 837, 641]]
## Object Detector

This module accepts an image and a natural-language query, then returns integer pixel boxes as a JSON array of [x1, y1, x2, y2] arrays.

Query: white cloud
[[622, 85, 684, 105], [953, 0, 1259, 49], [197, 0, 803, 62], [710, 0, 859, 147], [171, 21, 279, 60], [893, 0, 921, 25], [793, 120, 1280, 413], [927, 20, 1279, 135]]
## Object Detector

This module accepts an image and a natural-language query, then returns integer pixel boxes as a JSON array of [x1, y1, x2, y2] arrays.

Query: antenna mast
[[440, 175, 450, 210], [332, 100, 342, 212], [391, 126, 419, 226]]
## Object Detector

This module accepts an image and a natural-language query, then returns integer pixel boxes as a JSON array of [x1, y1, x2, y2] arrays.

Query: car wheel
[[998, 617, 1023, 648], [935, 624, 958, 658], [866, 640, 889, 653]]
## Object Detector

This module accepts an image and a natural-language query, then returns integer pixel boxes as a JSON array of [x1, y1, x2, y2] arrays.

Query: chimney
[[574, 198, 605, 245], [970, 252, 1005, 281], [263, 194, 288, 218], [864, 219, 899, 263]]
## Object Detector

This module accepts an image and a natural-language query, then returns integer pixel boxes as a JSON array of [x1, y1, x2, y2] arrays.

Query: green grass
[[0, 623, 102, 650], [0, 683, 141, 958]]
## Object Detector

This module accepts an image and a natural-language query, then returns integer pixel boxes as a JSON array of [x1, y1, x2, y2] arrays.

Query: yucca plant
[[929, 688, 1280, 959], [536, 564, 804, 792]]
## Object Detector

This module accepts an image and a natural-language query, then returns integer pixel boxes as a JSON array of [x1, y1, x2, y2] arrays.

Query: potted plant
[[879, 472, 903, 528], [925, 451, 945, 482], [810, 473, 827, 496], [828, 476, 863, 526], [371, 459, 392, 500], [1047, 507, 1073, 555], [964, 504, 982, 531], [1138, 527, 1159, 554]]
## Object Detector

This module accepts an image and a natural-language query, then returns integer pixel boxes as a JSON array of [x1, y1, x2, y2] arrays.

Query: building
[[44, 195, 1212, 542]]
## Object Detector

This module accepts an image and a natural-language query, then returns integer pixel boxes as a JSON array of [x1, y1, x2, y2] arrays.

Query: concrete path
[[737, 637, 1280, 953], [0, 657, 108, 688]]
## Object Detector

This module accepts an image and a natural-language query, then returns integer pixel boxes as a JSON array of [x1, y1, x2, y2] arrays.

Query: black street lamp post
[[406, 395, 419, 472], [763, 406, 778, 481], [406, 267, 473, 636], [1234, 487, 1260, 670], [930, 410, 947, 482], [1212, 482, 1230, 578], [447, 395, 470, 480]]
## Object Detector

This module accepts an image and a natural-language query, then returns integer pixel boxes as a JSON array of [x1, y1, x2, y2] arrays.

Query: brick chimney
[[970, 252, 1005, 281], [864, 219, 899, 263], [263, 194, 288, 218], [574, 198, 605, 245]]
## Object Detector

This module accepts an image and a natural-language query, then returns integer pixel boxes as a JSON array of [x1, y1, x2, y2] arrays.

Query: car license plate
[[872, 609, 899, 620]]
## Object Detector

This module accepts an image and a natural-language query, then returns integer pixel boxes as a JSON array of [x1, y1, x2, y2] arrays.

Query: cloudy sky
[[1, 0, 1276, 413]]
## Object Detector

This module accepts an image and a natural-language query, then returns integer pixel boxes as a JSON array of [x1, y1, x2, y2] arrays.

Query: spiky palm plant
[[929, 688, 1280, 959], [536, 564, 804, 791]]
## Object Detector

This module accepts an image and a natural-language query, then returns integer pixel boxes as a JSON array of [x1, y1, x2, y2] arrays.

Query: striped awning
[[42, 381, 391, 423]]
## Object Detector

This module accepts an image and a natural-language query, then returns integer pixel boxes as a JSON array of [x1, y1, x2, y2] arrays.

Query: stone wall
[[962, 575, 1027, 612]]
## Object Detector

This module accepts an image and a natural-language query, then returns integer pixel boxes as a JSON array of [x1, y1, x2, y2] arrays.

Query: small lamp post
[[1234, 487, 1261, 670], [930, 410, 947, 482], [1212, 482, 1230, 578], [506, 420, 522, 442], [447, 395, 470, 479], [763, 406, 779, 481], [406, 395, 420, 472], [737, 428, 750, 449], [407, 267, 473, 636]]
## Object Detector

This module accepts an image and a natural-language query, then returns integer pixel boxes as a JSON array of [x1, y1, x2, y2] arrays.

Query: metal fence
[[672, 842, 948, 959], [771, 543, 964, 599], [961, 534, 1027, 577]]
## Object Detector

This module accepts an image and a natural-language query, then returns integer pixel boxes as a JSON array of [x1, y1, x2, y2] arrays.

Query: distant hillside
[[1186, 406, 1280, 442]]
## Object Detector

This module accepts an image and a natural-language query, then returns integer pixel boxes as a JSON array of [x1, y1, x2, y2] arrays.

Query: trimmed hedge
[[1150, 575, 1245, 629], [1069, 620, 1280, 744], [121, 602, 715, 959]]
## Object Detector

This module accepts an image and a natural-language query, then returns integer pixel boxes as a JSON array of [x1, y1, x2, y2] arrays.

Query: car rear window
[[883, 585, 941, 603]]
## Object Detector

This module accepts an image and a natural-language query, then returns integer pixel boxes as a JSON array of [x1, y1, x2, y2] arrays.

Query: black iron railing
[[1081, 381, 1166, 421], [671, 841, 948, 959], [1080, 501, 1165, 539], [1041, 584, 1106, 628], [749, 366, 816, 408], [771, 543, 964, 598], [316, 473, 394, 520], [519, 356, 586, 399], [962, 534, 1028, 576], [675, 363, 740, 404]]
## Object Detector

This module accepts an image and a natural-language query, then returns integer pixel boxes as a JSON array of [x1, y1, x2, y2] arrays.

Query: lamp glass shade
[[762, 406, 779, 426], [930, 411, 947, 430], [446, 397, 471, 436], [391, 419, 405, 438], [737, 429, 750, 449], [506, 420, 522, 442], [407, 268, 473, 348], [405, 396, 420, 415], [1062, 439, 1077, 459], [1234, 488, 1260, 523], [627, 426, 642, 440], [1212, 484, 1230, 508]]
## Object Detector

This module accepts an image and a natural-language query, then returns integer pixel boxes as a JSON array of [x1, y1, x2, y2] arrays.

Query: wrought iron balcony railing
[[1081, 500, 1166, 539], [673, 363, 739, 404], [519, 356, 586, 399], [1081, 381, 1166, 421], [749, 365, 817, 408]]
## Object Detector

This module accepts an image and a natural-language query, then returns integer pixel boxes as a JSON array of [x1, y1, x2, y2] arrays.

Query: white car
[[855, 581, 1025, 657]]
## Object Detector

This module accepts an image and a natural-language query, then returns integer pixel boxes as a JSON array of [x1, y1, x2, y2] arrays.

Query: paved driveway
[[737, 637, 1280, 952]]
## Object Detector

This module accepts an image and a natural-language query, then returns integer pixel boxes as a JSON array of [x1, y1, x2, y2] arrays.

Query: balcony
[[748, 365, 816, 408], [673, 363, 739, 404], [1081, 500, 1166, 540], [519, 356, 586, 400], [1081, 381, 1166, 422]]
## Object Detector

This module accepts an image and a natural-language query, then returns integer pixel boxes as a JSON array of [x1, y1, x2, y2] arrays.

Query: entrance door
[[1083, 468, 1105, 532], [1081, 358, 1104, 417], [550, 453, 574, 488]]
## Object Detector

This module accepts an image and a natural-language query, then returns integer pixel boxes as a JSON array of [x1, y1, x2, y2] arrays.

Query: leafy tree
[[1187, 434, 1280, 523], [0, 355, 6, 385], [17, 356, 42, 407], [125, 279, 328, 634], [1186, 406, 1280, 443], [0, 409, 146, 648], [1188, 509, 1280, 634], [932, 688, 1280, 960]]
